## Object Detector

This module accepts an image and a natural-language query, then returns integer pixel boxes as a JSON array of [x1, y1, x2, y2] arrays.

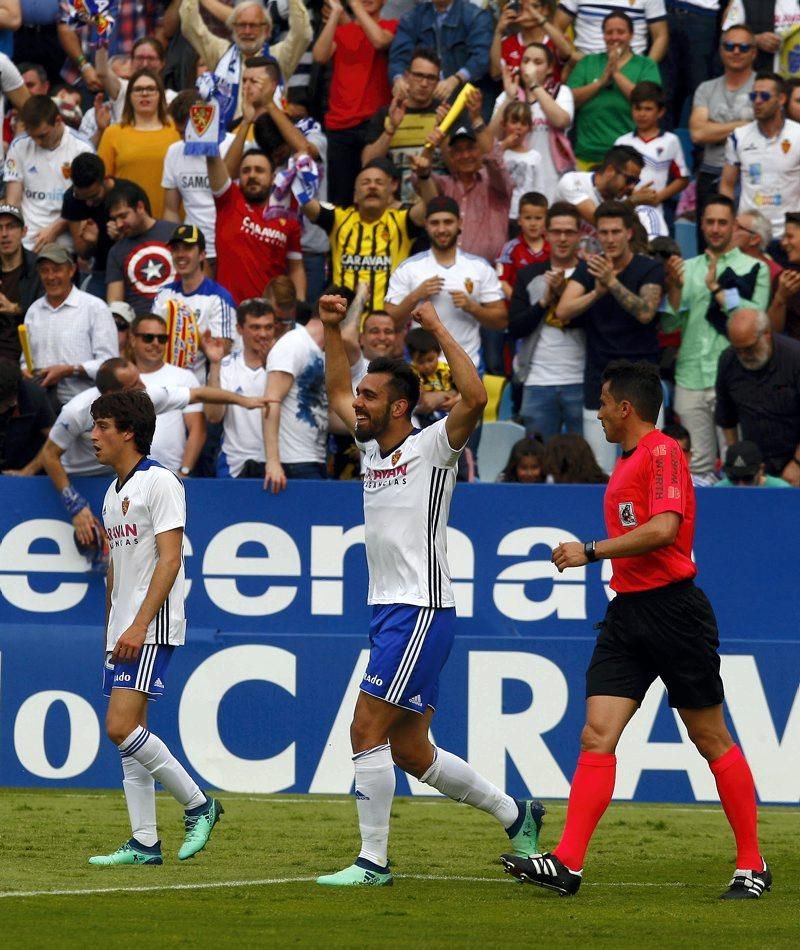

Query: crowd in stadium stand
[[3, 0, 800, 499]]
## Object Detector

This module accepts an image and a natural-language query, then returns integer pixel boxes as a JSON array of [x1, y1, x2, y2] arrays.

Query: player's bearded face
[[354, 399, 392, 441]]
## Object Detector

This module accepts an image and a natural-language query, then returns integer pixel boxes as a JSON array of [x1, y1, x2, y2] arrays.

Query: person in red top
[[502, 360, 770, 902], [206, 146, 304, 305], [312, 0, 398, 207], [496, 191, 550, 298]]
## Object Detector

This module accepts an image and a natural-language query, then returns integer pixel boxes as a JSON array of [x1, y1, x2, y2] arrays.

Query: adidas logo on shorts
[[154, 678, 164, 688], [409, 694, 423, 707]]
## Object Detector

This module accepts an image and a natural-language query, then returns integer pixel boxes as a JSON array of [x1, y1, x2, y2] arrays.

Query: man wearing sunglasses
[[689, 25, 756, 252], [720, 71, 800, 264]]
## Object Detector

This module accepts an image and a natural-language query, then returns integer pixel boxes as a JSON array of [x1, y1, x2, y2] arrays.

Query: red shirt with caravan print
[[603, 428, 696, 594], [214, 182, 302, 304]]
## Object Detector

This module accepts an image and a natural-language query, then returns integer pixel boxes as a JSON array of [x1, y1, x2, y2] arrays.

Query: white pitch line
[[0, 876, 688, 900]]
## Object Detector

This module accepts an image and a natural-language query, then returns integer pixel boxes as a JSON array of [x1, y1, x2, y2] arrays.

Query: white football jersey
[[102, 458, 187, 651], [357, 419, 462, 608], [217, 351, 267, 477], [614, 129, 689, 236], [725, 118, 800, 239]]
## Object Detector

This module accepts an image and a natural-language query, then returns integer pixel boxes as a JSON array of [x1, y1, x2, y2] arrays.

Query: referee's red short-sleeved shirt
[[604, 429, 697, 594]]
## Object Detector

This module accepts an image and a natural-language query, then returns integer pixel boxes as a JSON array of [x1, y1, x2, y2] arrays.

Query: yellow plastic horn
[[18, 324, 35, 374], [425, 82, 477, 148]]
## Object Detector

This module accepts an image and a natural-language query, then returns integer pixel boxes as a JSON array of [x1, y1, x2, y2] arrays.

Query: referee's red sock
[[710, 744, 762, 869], [553, 751, 616, 872]]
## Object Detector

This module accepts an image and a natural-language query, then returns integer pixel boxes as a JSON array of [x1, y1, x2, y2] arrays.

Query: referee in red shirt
[[502, 360, 770, 901]]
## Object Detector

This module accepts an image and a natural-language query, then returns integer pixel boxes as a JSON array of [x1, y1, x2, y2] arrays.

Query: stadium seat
[[482, 374, 507, 423], [476, 421, 526, 482]]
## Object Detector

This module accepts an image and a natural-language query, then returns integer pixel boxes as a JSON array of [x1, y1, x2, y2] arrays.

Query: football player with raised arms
[[87, 389, 223, 866], [316, 294, 545, 886]]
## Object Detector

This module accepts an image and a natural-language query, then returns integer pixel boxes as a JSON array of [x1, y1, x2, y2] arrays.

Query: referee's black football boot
[[719, 860, 772, 900], [500, 851, 582, 896]]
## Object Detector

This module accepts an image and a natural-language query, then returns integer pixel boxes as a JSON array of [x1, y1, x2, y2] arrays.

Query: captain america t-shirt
[[105, 220, 177, 315]]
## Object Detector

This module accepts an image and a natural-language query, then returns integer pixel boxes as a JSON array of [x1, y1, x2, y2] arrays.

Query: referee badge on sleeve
[[619, 502, 637, 527]]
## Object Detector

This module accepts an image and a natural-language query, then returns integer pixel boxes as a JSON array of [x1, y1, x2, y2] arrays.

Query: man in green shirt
[[567, 11, 661, 166], [663, 194, 769, 478]]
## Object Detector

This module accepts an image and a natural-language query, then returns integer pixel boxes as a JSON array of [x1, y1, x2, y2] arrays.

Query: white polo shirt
[[725, 118, 800, 239], [4, 126, 94, 250], [384, 249, 504, 368]]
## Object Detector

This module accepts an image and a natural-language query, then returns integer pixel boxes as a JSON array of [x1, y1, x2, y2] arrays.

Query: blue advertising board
[[1, 479, 798, 803]]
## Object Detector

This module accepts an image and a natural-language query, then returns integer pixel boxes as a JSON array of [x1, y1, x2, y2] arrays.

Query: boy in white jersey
[[87, 390, 223, 866], [317, 295, 545, 887]]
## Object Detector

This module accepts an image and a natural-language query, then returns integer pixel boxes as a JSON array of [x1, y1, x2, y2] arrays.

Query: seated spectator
[[105, 180, 178, 315], [769, 211, 800, 338], [508, 200, 585, 442], [313, 0, 398, 207], [733, 208, 783, 298], [542, 431, 609, 483], [0, 204, 42, 363], [129, 313, 206, 476], [614, 82, 689, 238], [555, 145, 644, 235], [388, 0, 493, 106], [362, 47, 447, 206], [263, 306, 329, 491], [61, 153, 133, 300], [497, 191, 550, 299], [179, 0, 312, 128], [24, 243, 118, 407], [96, 69, 181, 220], [0, 359, 55, 475], [302, 159, 426, 314], [4, 95, 93, 251], [715, 440, 791, 488], [206, 298, 278, 478], [406, 325, 458, 426], [555, 0, 668, 61], [490, 41, 575, 203], [496, 434, 546, 483], [661, 422, 719, 487], [491, 0, 574, 86], [555, 200, 663, 473], [567, 12, 662, 170], [716, 308, 800, 485], [384, 195, 507, 369], [152, 224, 236, 383], [206, 143, 305, 305]]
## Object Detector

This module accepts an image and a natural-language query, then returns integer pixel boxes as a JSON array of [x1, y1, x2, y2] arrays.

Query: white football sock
[[121, 755, 158, 847], [353, 744, 395, 868], [119, 727, 206, 810], [420, 747, 518, 828]]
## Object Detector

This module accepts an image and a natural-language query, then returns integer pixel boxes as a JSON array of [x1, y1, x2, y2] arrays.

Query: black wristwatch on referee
[[584, 540, 598, 562]]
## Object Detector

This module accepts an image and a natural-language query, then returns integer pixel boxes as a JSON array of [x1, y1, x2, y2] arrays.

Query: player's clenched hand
[[112, 624, 147, 663], [411, 300, 442, 331], [551, 541, 588, 573], [318, 294, 349, 326]]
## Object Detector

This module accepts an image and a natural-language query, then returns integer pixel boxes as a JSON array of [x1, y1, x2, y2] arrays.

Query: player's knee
[[105, 713, 137, 746], [349, 716, 379, 754], [686, 724, 732, 762], [390, 744, 430, 778], [579, 720, 617, 754]]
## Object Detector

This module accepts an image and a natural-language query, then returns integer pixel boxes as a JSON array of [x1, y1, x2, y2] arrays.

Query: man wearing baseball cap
[[715, 441, 792, 488], [23, 242, 118, 406], [151, 223, 235, 384], [0, 204, 43, 364], [385, 194, 506, 369]]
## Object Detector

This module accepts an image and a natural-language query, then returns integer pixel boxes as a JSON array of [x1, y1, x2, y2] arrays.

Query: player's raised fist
[[318, 295, 349, 325], [411, 300, 442, 331]]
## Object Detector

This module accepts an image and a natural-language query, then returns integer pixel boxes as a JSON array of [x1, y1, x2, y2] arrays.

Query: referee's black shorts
[[586, 579, 725, 709]]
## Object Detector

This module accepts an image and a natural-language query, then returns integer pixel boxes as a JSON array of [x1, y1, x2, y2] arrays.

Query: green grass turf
[[0, 789, 796, 948]]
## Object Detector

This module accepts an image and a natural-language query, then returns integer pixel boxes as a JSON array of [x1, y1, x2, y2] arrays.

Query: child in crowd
[[615, 81, 690, 238], [543, 433, 608, 484], [497, 436, 546, 483], [406, 327, 458, 426], [497, 190, 550, 297], [498, 101, 541, 223]]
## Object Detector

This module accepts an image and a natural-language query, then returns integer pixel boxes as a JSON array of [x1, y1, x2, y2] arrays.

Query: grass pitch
[[0, 789, 796, 948]]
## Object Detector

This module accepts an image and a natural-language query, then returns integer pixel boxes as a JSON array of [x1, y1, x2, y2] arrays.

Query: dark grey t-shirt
[[105, 220, 177, 315]]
